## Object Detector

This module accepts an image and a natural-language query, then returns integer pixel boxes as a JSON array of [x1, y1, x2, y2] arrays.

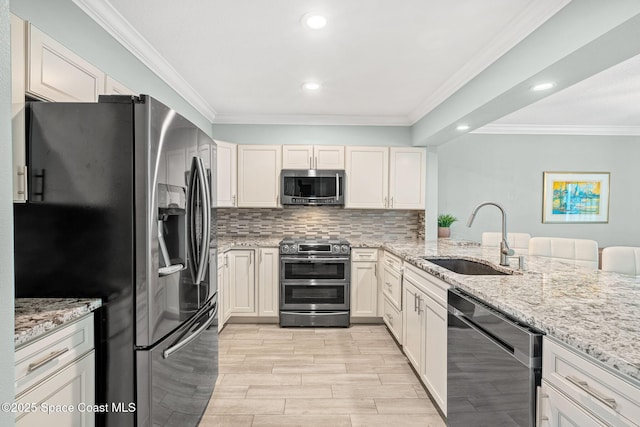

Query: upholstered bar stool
[[481, 232, 531, 255], [601, 246, 640, 276], [528, 237, 599, 270]]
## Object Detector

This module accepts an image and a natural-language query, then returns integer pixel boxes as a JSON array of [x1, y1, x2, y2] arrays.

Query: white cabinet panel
[[257, 248, 279, 317], [422, 294, 447, 414], [215, 140, 237, 207], [221, 252, 232, 323], [383, 297, 402, 344], [539, 381, 608, 427], [402, 280, 423, 370], [389, 147, 426, 209], [28, 24, 105, 102], [229, 250, 256, 315], [314, 146, 344, 169], [16, 352, 95, 427], [282, 145, 313, 169], [11, 14, 27, 202], [345, 147, 388, 209], [237, 145, 281, 207], [350, 261, 378, 317]]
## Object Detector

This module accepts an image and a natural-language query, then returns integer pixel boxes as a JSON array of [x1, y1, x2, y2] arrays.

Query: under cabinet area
[[15, 314, 96, 427], [540, 337, 640, 427]]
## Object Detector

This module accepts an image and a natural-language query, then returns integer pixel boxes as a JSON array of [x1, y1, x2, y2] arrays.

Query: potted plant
[[437, 214, 458, 238]]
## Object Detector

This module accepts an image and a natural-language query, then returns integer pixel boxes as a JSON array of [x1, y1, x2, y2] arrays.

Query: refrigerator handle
[[162, 302, 217, 359], [194, 157, 211, 285], [187, 158, 199, 283]]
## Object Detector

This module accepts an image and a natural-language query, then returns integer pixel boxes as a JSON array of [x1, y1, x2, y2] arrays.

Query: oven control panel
[[279, 239, 350, 255]]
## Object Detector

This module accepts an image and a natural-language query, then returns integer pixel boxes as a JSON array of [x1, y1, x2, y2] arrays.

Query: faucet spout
[[466, 201, 514, 266]]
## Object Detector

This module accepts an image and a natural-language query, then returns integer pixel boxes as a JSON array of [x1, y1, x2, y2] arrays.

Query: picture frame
[[542, 172, 610, 223]]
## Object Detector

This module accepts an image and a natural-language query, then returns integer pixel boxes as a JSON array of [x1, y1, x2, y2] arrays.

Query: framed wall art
[[542, 172, 610, 223]]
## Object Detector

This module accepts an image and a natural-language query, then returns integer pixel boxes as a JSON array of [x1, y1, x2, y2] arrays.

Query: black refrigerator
[[14, 95, 218, 427]]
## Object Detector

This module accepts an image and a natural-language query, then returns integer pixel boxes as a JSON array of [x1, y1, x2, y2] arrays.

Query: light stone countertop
[[220, 236, 640, 384], [15, 298, 102, 347]]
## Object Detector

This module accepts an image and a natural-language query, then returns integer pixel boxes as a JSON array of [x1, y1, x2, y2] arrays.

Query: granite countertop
[[220, 236, 640, 384], [15, 298, 102, 348]]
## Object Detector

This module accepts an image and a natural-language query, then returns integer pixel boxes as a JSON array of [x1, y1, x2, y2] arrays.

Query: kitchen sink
[[422, 258, 511, 275]]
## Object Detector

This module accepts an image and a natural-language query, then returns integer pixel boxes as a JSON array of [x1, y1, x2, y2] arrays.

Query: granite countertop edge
[[15, 298, 102, 348], [217, 236, 640, 384]]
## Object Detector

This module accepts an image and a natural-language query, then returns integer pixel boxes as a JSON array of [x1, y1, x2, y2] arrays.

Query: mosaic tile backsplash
[[216, 206, 425, 240]]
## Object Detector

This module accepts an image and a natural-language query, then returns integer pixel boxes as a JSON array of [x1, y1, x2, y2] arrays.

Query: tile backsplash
[[216, 206, 425, 240]]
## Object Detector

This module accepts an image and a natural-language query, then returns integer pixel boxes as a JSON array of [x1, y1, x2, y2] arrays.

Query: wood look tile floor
[[200, 324, 446, 427]]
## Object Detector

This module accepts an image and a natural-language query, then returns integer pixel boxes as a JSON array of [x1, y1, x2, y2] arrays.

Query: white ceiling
[[75, 0, 569, 125], [476, 53, 640, 135]]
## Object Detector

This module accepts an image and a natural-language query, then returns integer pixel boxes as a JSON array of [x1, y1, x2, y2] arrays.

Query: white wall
[[10, 0, 213, 136], [0, 0, 16, 425], [212, 123, 411, 146], [438, 133, 640, 247]]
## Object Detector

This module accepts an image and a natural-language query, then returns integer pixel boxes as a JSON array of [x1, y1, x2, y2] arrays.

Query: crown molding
[[407, 0, 571, 124], [72, 0, 217, 122], [213, 113, 412, 126], [472, 123, 640, 136]]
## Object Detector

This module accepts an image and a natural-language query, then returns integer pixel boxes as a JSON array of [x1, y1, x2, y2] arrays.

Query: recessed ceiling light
[[456, 124, 470, 131], [302, 82, 321, 91], [302, 13, 327, 30], [531, 82, 555, 91]]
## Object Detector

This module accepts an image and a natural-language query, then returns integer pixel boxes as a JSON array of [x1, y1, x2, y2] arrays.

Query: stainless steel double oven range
[[279, 238, 351, 327]]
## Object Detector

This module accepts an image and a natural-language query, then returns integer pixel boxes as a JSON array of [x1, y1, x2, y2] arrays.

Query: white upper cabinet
[[215, 140, 238, 207], [345, 146, 389, 209], [27, 24, 105, 102], [104, 76, 134, 95], [282, 145, 344, 170], [11, 14, 27, 203], [237, 145, 282, 207], [389, 147, 426, 209]]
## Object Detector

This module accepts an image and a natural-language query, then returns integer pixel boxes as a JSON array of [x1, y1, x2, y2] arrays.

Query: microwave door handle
[[336, 173, 339, 202], [187, 158, 199, 283]]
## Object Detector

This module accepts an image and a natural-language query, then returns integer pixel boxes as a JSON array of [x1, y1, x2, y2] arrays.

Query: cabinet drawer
[[16, 351, 95, 426], [352, 248, 378, 262], [383, 297, 402, 344], [404, 264, 450, 307], [539, 380, 608, 427], [543, 337, 640, 426], [382, 265, 402, 310], [15, 314, 94, 396], [383, 251, 402, 270]]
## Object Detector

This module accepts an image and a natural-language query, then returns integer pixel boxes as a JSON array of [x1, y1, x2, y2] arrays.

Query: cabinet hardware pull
[[17, 165, 27, 196], [390, 197, 394, 208], [232, 194, 236, 206], [28, 348, 69, 373], [384, 197, 388, 208], [566, 375, 617, 410], [414, 293, 418, 312], [374, 264, 377, 277], [417, 296, 423, 314]]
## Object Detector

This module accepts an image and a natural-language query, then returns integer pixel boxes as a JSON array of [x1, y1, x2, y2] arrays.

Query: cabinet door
[[314, 146, 345, 169], [28, 24, 105, 102], [215, 140, 237, 207], [258, 248, 279, 317], [15, 352, 95, 427], [11, 14, 27, 202], [222, 253, 232, 322], [389, 147, 426, 209], [217, 264, 225, 332], [104, 76, 134, 95], [282, 145, 313, 169], [539, 381, 608, 427], [237, 145, 282, 207], [382, 265, 402, 310], [350, 262, 378, 317], [345, 147, 388, 209], [422, 295, 447, 415], [402, 280, 423, 372], [228, 250, 256, 314]]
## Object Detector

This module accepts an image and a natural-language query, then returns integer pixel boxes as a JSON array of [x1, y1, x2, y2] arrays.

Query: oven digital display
[[298, 244, 331, 252]]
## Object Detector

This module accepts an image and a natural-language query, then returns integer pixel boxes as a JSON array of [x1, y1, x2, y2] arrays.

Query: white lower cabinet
[[539, 381, 608, 427], [540, 337, 640, 427], [228, 249, 257, 315], [15, 314, 96, 427], [257, 248, 279, 317], [382, 298, 402, 343], [350, 249, 379, 318], [402, 264, 448, 415]]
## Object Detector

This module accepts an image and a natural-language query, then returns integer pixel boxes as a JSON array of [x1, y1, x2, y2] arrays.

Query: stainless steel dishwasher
[[447, 289, 542, 427]]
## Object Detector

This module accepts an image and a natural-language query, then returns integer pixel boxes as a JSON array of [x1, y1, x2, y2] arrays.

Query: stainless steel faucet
[[467, 201, 514, 266]]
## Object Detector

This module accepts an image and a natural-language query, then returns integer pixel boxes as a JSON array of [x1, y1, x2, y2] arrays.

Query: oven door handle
[[281, 257, 350, 262]]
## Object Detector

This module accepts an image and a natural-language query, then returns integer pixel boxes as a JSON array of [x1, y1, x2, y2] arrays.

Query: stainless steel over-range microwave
[[281, 169, 345, 205]]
